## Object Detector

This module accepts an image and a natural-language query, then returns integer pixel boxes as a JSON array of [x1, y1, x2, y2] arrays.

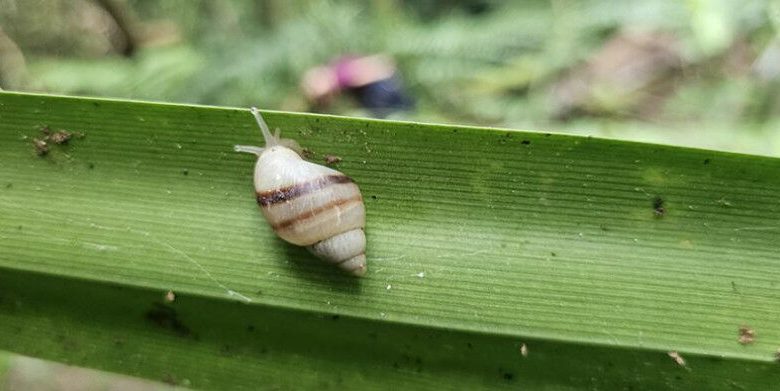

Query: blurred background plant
[[1, 0, 779, 153]]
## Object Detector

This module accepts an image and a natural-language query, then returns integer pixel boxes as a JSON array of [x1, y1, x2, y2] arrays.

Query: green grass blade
[[1, 91, 778, 389]]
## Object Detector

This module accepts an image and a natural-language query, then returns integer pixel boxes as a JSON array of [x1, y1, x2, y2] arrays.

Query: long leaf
[[1, 92, 778, 389]]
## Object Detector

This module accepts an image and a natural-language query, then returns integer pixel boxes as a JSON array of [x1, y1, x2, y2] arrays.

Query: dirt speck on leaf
[[738, 325, 755, 345], [717, 197, 733, 207], [324, 155, 342, 165], [498, 368, 515, 381], [31, 126, 85, 156], [653, 196, 666, 217], [49, 130, 74, 144], [301, 148, 316, 159], [33, 138, 49, 156], [667, 351, 686, 367], [164, 290, 176, 303]]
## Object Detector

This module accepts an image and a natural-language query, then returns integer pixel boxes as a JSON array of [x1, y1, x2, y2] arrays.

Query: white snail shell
[[235, 108, 367, 277]]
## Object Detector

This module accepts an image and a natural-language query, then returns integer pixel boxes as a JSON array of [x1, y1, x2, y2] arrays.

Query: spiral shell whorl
[[253, 147, 367, 275], [254, 151, 364, 245], [307, 229, 367, 276], [237, 108, 367, 277]]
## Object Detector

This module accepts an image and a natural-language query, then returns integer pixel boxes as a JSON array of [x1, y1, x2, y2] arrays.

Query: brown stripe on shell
[[272, 196, 363, 231], [256, 174, 353, 206]]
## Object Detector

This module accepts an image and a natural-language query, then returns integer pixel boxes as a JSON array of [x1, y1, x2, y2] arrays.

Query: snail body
[[235, 108, 367, 277]]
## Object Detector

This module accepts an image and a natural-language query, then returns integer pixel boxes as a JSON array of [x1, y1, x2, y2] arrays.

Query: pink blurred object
[[302, 54, 412, 117]]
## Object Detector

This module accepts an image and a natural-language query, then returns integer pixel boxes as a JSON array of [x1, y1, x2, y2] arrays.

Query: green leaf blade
[[1, 92, 779, 389]]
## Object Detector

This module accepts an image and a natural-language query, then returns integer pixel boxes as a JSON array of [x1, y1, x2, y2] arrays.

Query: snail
[[235, 108, 367, 277]]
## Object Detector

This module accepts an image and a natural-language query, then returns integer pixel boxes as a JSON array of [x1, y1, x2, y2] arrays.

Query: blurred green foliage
[[0, 0, 779, 153]]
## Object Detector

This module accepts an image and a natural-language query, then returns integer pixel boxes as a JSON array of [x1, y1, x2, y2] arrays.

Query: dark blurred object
[[302, 55, 414, 118], [551, 30, 683, 120]]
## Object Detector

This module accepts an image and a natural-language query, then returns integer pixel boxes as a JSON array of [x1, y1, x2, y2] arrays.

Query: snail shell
[[235, 108, 367, 277]]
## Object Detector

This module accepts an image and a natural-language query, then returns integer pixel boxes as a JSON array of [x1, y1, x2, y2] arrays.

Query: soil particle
[[653, 196, 666, 217], [738, 325, 755, 345], [164, 290, 176, 303], [667, 351, 686, 367], [33, 138, 49, 156], [324, 155, 342, 165]]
